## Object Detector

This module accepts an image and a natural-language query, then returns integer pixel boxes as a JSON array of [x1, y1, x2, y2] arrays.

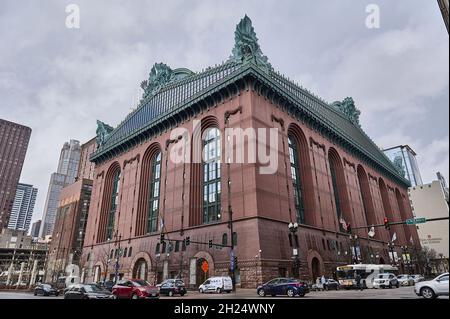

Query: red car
[[112, 279, 160, 299]]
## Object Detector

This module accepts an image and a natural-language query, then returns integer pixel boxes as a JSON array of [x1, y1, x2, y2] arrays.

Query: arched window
[[357, 166, 377, 236], [288, 136, 305, 224], [328, 149, 351, 232], [202, 127, 221, 224], [106, 170, 120, 240], [155, 243, 160, 254], [147, 152, 161, 233]]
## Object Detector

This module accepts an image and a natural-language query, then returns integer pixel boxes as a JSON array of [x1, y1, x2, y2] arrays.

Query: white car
[[397, 274, 414, 286], [415, 273, 449, 299], [411, 274, 425, 283], [199, 276, 233, 294], [373, 273, 399, 289]]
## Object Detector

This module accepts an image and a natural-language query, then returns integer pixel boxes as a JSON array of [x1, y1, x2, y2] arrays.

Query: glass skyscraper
[[383, 145, 423, 187]]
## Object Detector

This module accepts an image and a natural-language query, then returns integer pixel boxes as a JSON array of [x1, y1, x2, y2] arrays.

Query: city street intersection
[[0, 286, 448, 300]]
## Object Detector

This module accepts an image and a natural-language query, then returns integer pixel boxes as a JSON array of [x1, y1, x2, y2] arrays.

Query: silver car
[[415, 273, 449, 299], [397, 274, 415, 286]]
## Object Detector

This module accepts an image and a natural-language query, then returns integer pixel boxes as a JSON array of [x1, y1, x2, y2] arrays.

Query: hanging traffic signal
[[346, 223, 352, 234], [234, 256, 238, 269], [185, 236, 190, 246], [384, 217, 390, 230], [208, 240, 213, 248], [160, 233, 165, 242]]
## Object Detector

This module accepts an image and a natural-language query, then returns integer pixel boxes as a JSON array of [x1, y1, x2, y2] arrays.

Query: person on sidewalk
[[355, 273, 363, 291]]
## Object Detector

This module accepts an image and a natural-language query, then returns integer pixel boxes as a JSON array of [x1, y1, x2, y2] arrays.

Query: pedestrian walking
[[355, 273, 363, 291], [321, 275, 326, 291]]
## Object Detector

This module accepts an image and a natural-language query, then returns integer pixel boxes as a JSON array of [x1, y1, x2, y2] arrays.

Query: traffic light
[[384, 217, 390, 230], [160, 233, 165, 242], [208, 240, 213, 248], [234, 256, 238, 269], [185, 236, 190, 246]]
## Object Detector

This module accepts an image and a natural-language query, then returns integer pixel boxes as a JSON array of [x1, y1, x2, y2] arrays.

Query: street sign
[[406, 217, 427, 225], [201, 261, 209, 274]]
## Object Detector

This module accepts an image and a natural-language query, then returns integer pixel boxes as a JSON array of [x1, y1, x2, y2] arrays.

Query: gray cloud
[[0, 0, 448, 225]]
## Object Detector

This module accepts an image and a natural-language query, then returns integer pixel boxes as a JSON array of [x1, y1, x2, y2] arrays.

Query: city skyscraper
[[383, 145, 423, 187], [40, 140, 81, 237], [438, 0, 449, 34], [7, 183, 38, 232], [30, 219, 41, 238], [0, 119, 32, 229]]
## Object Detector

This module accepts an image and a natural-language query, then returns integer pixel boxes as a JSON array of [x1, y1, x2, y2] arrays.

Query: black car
[[96, 280, 115, 292], [34, 283, 60, 297], [257, 278, 309, 297], [323, 279, 340, 291], [158, 279, 187, 297], [64, 284, 115, 299]]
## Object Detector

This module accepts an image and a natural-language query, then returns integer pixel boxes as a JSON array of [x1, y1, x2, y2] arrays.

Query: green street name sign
[[406, 217, 427, 225]]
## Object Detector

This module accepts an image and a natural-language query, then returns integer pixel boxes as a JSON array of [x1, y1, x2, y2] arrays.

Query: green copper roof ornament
[[331, 97, 361, 126], [229, 15, 272, 72], [96, 120, 114, 147], [141, 63, 174, 100], [393, 155, 406, 178]]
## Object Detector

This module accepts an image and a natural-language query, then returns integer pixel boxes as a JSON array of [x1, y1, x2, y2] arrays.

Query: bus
[[337, 264, 398, 289]]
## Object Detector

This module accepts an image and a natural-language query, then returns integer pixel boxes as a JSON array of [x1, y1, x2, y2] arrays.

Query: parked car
[[415, 273, 449, 299], [96, 280, 115, 292], [411, 274, 425, 283], [397, 274, 415, 286], [112, 279, 159, 299], [257, 278, 309, 297], [373, 273, 399, 289], [34, 283, 60, 296], [323, 279, 340, 291], [158, 279, 187, 297], [64, 284, 115, 299], [199, 276, 233, 294]]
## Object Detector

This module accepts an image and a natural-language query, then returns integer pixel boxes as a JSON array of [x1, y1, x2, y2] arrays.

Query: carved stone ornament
[[96, 120, 114, 147], [141, 63, 174, 100], [229, 15, 272, 72], [331, 97, 361, 126]]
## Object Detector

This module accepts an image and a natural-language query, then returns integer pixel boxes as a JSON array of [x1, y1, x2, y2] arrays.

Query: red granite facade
[[81, 89, 420, 288]]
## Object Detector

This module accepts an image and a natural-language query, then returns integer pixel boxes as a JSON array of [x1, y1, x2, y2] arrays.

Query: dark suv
[[158, 279, 187, 297], [34, 283, 60, 297], [257, 278, 309, 297]]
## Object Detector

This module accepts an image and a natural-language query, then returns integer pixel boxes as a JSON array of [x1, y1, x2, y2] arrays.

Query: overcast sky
[[0, 0, 448, 225]]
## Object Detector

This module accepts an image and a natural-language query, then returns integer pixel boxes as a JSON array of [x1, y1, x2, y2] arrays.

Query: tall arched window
[[357, 165, 377, 236], [106, 169, 120, 240], [328, 149, 351, 231], [288, 136, 305, 224], [147, 152, 161, 233], [203, 127, 221, 223]]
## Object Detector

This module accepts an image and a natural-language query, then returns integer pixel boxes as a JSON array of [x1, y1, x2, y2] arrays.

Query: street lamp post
[[288, 222, 300, 278], [349, 234, 359, 264], [401, 246, 411, 274], [388, 242, 396, 266], [114, 232, 122, 284]]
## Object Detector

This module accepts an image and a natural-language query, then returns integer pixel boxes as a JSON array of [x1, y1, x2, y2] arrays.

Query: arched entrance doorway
[[379, 257, 385, 264], [196, 258, 209, 287], [311, 257, 320, 281], [132, 258, 148, 280]]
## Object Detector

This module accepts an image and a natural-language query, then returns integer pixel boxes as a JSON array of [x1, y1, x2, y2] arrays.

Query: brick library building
[[81, 16, 420, 288]]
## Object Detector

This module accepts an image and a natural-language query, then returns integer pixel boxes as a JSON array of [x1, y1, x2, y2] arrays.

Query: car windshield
[[83, 285, 103, 293], [378, 274, 390, 279], [397, 275, 406, 279], [42, 284, 52, 289], [133, 280, 149, 287]]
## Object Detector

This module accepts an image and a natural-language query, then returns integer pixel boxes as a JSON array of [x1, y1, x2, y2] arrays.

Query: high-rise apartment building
[[0, 119, 32, 229], [7, 183, 38, 232], [40, 140, 81, 237], [30, 220, 41, 238]]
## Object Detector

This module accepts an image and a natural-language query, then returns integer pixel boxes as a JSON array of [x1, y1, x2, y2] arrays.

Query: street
[[0, 286, 448, 299]]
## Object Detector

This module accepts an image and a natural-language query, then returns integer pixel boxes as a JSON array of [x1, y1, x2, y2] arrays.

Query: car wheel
[[168, 291, 174, 297], [34, 292, 37, 296], [199, 288, 204, 294], [216, 288, 222, 294], [257, 289, 266, 297], [421, 287, 436, 299], [396, 283, 399, 288], [388, 283, 392, 289], [131, 294, 139, 299], [287, 288, 295, 298]]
